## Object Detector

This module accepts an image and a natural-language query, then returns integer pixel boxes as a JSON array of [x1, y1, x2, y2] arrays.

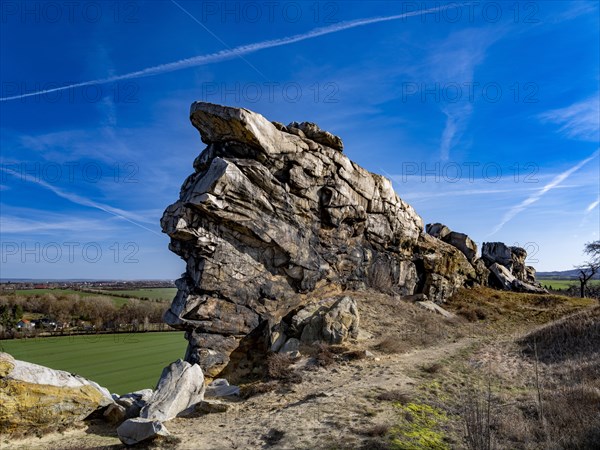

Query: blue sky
[[1, 0, 598, 279]]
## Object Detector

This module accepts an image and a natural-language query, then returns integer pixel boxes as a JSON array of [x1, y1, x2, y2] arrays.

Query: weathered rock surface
[[205, 378, 240, 398], [483, 242, 546, 293], [299, 296, 360, 345], [160, 103, 541, 378], [117, 417, 170, 446], [416, 300, 456, 319], [140, 359, 205, 422], [0, 352, 113, 433], [116, 389, 153, 419], [194, 399, 231, 415], [103, 403, 126, 424], [426, 223, 478, 263]]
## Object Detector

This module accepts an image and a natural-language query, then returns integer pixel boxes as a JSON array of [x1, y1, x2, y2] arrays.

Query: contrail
[[1, 3, 464, 102], [586, 196, 600, 213], [488, 149, 600, 236], [0, 166, 161, 236]]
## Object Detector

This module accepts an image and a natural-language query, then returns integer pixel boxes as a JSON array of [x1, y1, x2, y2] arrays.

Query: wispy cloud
[[0, 3, 466, 102], [586, 196, 600, 213], [538, 96, 600, 141], [0, 215, 116, 234], [0, 166, 160, 235], [425, 28, 504, 159], [489, 149, 600, 235]]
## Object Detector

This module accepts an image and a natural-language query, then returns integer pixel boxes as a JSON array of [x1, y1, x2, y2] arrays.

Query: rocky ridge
[[160, 102, 547, 379]]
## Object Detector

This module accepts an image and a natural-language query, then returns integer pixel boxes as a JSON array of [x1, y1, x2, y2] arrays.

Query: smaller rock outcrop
[[482, 242, 546, 293], [140, 359, 205, 422], [268, 296, 360, 358], [425, 223, 478, 263], [117, 418, 170, 446], [0, 352, 112, 434]]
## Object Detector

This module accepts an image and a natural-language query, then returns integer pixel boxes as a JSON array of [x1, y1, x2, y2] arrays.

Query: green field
[[539, 279, 600, 290], [99, 287, 177, 301], [10, 288, 130, 306], [0, 332, 185, 394]]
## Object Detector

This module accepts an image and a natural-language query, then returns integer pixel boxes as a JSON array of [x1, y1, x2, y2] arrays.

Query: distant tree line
[[0, 292, 170, 338]]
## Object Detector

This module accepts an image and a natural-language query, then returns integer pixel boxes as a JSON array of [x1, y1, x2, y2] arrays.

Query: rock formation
[[482, 242, 546, 293], [161, 102, 544, 379], [0, 352, 113, 434]]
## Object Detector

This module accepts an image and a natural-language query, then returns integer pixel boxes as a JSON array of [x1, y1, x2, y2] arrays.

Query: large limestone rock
[[161, 103, 486, 377], [0, 352, 113, 434], [140, 359, 205, 422]]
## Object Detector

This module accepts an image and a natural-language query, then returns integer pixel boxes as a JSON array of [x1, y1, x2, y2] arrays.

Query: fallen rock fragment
[[117, 417, 170, 446], [140, 359, 205, 422]]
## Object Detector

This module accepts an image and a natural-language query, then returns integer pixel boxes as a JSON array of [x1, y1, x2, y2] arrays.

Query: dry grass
[[359, 423, 390, 437], [239, 380, 278, 399], [447, 305, 600, 450], [518, 306, 600, 363], [446, 287, 594, 329], [376, 390, 413, 404], [373, 335, 409, 354], [265, 352, 302, 383]]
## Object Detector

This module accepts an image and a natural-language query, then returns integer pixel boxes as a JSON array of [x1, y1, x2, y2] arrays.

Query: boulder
[[117, 389, 153, 419], [0, 352, 113, 434], [205, 378, 240, 398], [194, 400, 230, 414], [415, 234, 479, 303], [280, 337, 302, 355], [482, 242, 514, 269], [426, 223, 478, 262], [117, 418, 170, 446], [321, 297, 360, 344], [416, 301, 456, 319], [287, 121, 344, 151], [140, 360, 205, 422], [444, 231, 478, 263], [426, 223, 451, 239], [488, 262, 516, 290], [103, 403, 126, 424], [483, 243, 546, 293]]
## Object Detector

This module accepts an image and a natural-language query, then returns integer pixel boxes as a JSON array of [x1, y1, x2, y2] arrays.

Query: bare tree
[[577, 240, 600, 298]]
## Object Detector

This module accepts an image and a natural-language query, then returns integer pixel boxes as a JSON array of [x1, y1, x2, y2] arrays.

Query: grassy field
[[7, 288, 177, 306], [539, 278, 600, 290], [0, 332, 185, 394], [98, 287, 177, 301], [9, 288, 130, 307]]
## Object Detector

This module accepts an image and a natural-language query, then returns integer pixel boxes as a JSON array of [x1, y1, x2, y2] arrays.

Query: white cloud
[[538, 96, 600, 141], [489, 149, 599, 235], [0, 166, 161, 236]]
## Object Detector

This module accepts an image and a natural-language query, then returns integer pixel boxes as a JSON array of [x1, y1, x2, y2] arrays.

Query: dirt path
[[4, 338, 474, 450]]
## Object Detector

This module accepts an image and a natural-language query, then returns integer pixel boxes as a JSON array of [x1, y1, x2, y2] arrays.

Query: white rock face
[[4, 355, 112, 404], [140, 359, 205, 422], [0, 352, 113, 433], [117, 418, 170, 445]]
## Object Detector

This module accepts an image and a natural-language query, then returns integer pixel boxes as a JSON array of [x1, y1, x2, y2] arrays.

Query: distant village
[[0, 279, 175, 291]]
